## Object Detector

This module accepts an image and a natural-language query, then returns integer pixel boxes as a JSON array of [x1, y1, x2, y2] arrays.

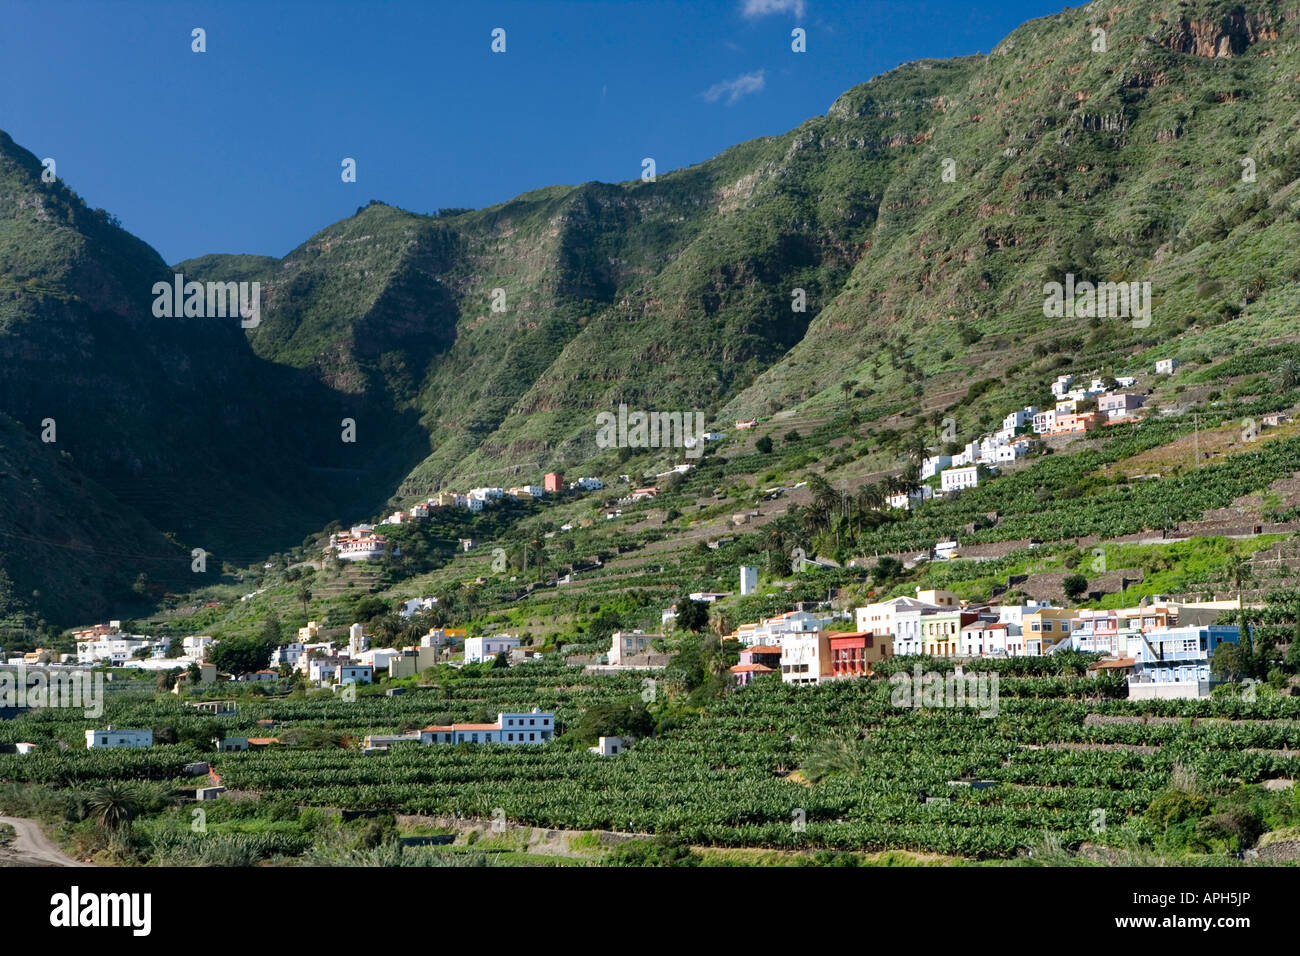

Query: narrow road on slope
[[0, 816, 92, 867]]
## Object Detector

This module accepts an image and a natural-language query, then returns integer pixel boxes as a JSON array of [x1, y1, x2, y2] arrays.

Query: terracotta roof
[[247, 737, 279, 745], [730, 663, 774, 673], [1089, 657, 1136, 670], [453, 723, 501, 731], [747, 645, 783, 654], [422, 725, 455, 733]]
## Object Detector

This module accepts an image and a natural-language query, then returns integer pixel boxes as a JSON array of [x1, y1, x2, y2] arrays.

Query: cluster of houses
[[720, 587, 1244, 699], [286, 619, 532, 686], [895, 375, 1148, 510], [332, 473, 613, 562], [44, 621, 216, 674]]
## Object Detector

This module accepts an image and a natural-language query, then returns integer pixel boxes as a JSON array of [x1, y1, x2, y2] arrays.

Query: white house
[[308, 657, 340, 684], [420, 709, 554, 745], [590, 736, 632, 756], [1051, 374, 1074, 398], [354, 648, 401, 671], [740, 565, 759, 596], [1155, 358, 1180, 375], [464, 635, 520, 663], [995, 441, 1033, 463], [76, 636, 153, 666], [888, 486, 934, 510], [921, 454, 952, 480], [570, 477, 605, 491], [336, 664, 373, 685], [960, 620, 1023, 657], [184, 635, 215, 659], [330, 529, 387, 562], [855, 595, 946, 637], [85, 728, 153, 749], [735, 610, 831, 647], [1002, 407, 1037, 432], [270, 642, 304, 667], [940, 465, 980, 493], [780, 632, 831, 685], [950, 441, 980, 467], [892, 606, 947, 656]]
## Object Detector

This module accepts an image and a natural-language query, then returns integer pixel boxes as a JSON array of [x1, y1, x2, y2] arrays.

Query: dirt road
[[0, 816, 91, 867]]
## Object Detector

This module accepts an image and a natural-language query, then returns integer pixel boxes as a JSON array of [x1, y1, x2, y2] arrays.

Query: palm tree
[[800, 733, 871, 784], [87, 781, 140, 833], [296, 587, 312, 615], [903, 433, 929, 468], [1226, 553, 1255, 651], [840, 380, 857, 412], [1276, 359, 1300, 391]]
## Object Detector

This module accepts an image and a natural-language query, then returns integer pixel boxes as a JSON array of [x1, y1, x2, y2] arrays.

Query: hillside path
[[0, 816, 91, 867]]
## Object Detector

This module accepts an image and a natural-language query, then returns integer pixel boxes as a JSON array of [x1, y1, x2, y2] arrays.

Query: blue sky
[[1, 0, 1067, 263]]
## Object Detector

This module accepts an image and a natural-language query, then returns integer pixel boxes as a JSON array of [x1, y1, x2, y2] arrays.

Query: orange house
[[828, 631, 891, 678]]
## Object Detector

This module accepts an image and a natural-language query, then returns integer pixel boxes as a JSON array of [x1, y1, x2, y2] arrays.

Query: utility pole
[[1194, 414, 1200, 468]]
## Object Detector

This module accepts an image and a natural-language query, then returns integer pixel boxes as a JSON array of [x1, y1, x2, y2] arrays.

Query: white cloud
[[701, 69, 767, 105], [740, 0, 806, 19]]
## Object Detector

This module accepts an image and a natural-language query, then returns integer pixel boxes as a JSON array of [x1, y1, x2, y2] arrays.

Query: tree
[[755, 435, 773, 454], [675, 598, 709, 633], [296, 587, 312, 615], [208, 634, 275, 675], [588, 608, 622, 646], [1211, 642, 1248, 683], [261, 612, 282, 647], [569, 700, 656, 746], [1276, 359, 1300, 391], [1062, 574, 1089, 601], [87, 782, 140, 833]]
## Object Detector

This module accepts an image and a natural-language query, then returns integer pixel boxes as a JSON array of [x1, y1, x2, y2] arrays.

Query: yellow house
[[1022, 608, 1079, 654], [915, 588, 958, 608]]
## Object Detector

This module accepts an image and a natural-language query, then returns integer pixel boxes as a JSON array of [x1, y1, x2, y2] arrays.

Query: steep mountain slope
[[7, 0, 1300, 628], [0, 136, 427, 626], [726, 1, 1300, 430]]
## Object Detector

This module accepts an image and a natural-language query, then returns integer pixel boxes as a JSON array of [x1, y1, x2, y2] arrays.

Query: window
[[508, 733, 514, 741], [529, 733, 536, 741]]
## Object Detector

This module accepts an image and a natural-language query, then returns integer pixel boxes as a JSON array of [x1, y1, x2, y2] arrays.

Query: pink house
[[731, 645, 781, 685]]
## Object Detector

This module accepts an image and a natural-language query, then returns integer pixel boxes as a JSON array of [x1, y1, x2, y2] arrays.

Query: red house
[[828, 631, 890, 678], [544, 472, 563, 493]]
